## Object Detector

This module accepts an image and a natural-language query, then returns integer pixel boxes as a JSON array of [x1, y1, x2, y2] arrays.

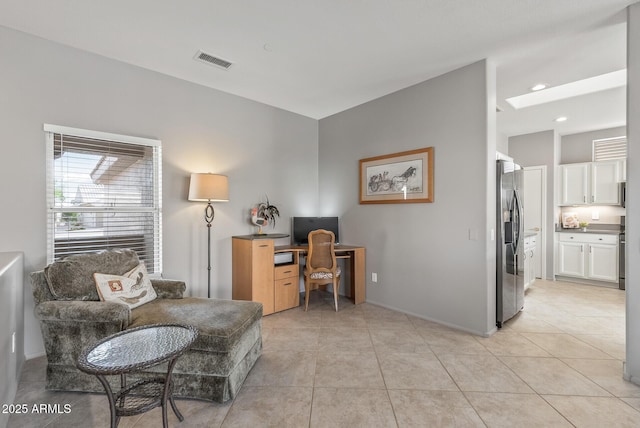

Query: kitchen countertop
[[555, 225, 621, 235], [524, 230, 538, 238]]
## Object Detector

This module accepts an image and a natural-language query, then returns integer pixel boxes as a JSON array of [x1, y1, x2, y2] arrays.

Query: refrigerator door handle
[[513, 190, 524, 254]]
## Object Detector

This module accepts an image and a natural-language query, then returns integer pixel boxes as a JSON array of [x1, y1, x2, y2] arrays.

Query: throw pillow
[[94, 262, 157, 309]]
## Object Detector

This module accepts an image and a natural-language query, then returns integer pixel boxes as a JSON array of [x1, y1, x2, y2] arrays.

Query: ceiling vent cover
[[194, 50, 233, 70]]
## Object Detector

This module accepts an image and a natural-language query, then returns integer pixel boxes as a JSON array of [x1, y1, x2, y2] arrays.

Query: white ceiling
[[0, 0, 633, 137]]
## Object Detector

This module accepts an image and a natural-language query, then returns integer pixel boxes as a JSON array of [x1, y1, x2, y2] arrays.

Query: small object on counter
[[562, 212, 579, 229], [579, 221, 589, 232]]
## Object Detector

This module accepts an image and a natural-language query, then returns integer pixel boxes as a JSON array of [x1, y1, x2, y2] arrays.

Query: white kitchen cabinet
[[523, 235, 537, 290], [559, 161, 620, 206], [556, 233, 618, 283], [619, 159, 627, 182], [591, 161, 620, 204], [558, 241, 586, 277], [588, 243, 618, 282], [560, 163, 589, 205]]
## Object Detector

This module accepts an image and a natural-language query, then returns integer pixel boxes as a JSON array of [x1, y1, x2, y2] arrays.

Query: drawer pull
[[259, 244, 269, 248], [283, 270, 292, 274], [283, 282, 292, 286]]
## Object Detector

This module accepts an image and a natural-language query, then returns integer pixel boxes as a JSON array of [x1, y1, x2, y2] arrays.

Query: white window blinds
[[45, 125, 162, 274], [593, 136, 627, 162]]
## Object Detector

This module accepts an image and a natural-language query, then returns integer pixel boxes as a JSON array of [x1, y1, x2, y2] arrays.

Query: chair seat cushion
[[308, 266, 341, 279]]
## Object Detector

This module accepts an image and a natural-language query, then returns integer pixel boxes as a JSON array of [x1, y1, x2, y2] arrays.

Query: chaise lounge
[[30, 249, 262, 403]]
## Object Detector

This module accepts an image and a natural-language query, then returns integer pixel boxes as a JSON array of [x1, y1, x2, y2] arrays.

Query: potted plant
[[250, 196, 280, 234], [579, 221, 589, 232]]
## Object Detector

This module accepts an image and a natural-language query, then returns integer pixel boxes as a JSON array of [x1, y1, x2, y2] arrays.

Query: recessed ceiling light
[[531, 83, 547, 91], [555, 116, 568, 122]]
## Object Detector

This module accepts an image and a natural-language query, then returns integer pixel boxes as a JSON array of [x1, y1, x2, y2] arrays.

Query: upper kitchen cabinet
[[559, 160, 621, 206]]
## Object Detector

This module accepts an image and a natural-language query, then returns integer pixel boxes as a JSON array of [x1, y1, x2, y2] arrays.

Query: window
[[593, 136, 627, 162], [45, 125, 162, 274]]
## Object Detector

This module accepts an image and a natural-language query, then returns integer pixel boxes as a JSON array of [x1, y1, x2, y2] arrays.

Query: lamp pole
[[205, 201, 215, 298], [188, 173, 229, 299]]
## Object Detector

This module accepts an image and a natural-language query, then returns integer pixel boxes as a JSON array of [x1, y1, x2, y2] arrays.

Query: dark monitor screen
[[292, 217, 339, 245]]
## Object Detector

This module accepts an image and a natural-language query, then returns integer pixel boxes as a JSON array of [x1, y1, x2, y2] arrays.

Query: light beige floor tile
[[7, 396, 123, 428], [363, 305, 414, 330], [263, 308, 322, 328], [543, 395, 640, 428], [465, 392, 572, 427], [18, 356, 47, 383], [262, 327, 320, 352], [520, 333, 614, 359], [553, 315, 625, 337], [310, 387, 396, 428], [221, 386, 312, 428], [438, 354, 533, 393], [561, 358, 640, 398], [621, 397, 640, 411], [244, 351, 316, 387], [318, 327, 373, 353], [314, 351, 385, 389], [417, 328, 489, 356], [388, 390, 484, 427], [572, 334, 626, 360], [319, 308, 368, 328], [378, 352, 458, 391], [476, 330, 551, 357], [8, 383, 88, 428], [370, 328, 432, 354], [131, 398, 230, 428], [499, 356, 611, 396], [503, 312, 564, 333]]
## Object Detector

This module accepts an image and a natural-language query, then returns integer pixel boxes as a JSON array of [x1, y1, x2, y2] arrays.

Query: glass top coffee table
[[77, 324, 198, 428]]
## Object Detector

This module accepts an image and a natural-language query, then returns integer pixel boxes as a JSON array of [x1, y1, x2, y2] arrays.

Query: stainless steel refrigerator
[[496, 159, 525, 328]]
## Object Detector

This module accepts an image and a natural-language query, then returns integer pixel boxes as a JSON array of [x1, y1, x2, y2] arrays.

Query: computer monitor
[[292, 217, 340, 245]]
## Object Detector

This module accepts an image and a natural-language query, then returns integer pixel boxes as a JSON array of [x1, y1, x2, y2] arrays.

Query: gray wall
[[319, 61, 497, 335], [625, 2, 640, 386], [561, 126, 627, 163], [0, 26, 319, 357], [508, 130, 558, 279]]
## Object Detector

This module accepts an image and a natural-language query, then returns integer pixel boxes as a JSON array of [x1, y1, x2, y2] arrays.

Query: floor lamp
[[188, 173, 229, 298]]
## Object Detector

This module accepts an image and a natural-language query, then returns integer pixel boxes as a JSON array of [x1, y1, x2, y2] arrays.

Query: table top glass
[[78, 324, 197, 374]]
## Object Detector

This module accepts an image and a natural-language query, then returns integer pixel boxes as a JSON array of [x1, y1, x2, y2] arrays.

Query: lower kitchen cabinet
[[523, 235, 537, 290], [557, 233, 618, 283]]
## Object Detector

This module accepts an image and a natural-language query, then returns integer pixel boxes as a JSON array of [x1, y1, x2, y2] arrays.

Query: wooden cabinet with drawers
[[232, 235, 300, 315]]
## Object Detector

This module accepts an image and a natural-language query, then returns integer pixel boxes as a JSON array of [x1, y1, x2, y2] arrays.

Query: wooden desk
[[277, 244, 366, 305], [232, 235, 366, 314]]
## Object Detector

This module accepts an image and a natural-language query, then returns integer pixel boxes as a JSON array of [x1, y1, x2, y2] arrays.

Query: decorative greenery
[[579, 221, 589, 228], [256, 196, 280, 228]]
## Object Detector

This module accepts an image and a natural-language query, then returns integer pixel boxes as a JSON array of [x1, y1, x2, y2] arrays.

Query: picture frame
[[359, 147, 434, 204]]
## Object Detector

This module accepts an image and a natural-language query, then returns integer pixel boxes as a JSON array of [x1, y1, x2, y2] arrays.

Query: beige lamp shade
[[188, 173, 229, 202]]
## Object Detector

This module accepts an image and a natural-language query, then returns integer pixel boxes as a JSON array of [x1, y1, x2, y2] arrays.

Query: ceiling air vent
[[194, 50, 233, 70]]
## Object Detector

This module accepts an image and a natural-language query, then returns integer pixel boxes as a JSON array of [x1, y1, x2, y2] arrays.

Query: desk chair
[[304, 229, 341, 311]]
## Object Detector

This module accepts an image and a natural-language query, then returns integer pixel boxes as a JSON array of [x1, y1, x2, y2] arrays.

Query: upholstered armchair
[[30, 249, 262, 403]]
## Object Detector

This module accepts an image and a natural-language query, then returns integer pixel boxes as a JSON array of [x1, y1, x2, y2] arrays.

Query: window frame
[[592, 136, 627, 162], [44, 124, 162, 274]]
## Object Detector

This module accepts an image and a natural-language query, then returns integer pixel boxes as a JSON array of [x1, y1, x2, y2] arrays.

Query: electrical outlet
[[592, 210, 600, 220], [371, 272, 378, 283]]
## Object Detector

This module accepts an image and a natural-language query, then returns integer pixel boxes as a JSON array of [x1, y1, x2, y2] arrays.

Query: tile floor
[[8, 279, 640, 427]]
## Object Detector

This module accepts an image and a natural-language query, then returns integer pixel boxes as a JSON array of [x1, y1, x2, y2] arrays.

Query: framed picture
[[359, 147, 434, 204]]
